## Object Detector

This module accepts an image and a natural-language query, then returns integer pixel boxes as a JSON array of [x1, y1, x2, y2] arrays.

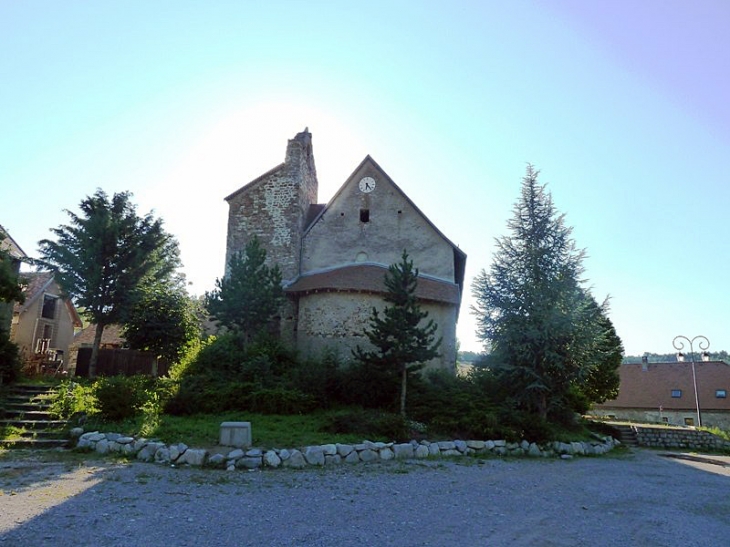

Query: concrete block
[[220, 421, 252, 448]]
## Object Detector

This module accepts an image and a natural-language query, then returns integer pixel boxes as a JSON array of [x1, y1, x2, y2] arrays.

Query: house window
[[41, 295, 57, 319], [684, 417, 694, 426], [661, 417, 669, 423], [716, 390, 727, 399], [671, 389, 682, 398], [360, 209, 370, 223]]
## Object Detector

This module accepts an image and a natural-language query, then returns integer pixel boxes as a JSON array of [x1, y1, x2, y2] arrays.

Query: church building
[[224, 130, 466, 371]]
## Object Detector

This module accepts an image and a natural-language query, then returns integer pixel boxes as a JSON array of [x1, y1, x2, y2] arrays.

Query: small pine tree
[[206, 237, 284, 342], [354, 250, 441, 416]]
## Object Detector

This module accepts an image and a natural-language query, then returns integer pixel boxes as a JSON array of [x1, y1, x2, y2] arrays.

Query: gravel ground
[[1, 448, 728, 546]]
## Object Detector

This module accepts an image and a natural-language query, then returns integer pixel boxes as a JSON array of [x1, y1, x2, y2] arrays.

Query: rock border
[[71, 428, 620, 470]]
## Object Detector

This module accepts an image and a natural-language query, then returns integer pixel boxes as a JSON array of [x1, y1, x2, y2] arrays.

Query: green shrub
[[0, 328, 21, 385], [323, 408, 410, 441], [50, 380, 96, 419], [93, 375, 155, 422], [248, 387, 317, 415]]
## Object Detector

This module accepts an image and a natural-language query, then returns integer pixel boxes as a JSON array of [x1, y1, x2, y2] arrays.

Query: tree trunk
[[89, 323, 105, 379], [537, 392, 548, 421], [400, 366, 407, 417]]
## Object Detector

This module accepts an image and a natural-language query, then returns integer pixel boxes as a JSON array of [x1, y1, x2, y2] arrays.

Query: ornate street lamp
[[673, 335, 711, 428]]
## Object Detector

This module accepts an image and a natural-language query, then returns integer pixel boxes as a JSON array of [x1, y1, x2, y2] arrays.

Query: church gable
[[301, 156, 462, 286]]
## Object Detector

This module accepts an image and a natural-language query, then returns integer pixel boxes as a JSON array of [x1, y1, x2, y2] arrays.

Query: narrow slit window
[[360, 209, 370, 223]]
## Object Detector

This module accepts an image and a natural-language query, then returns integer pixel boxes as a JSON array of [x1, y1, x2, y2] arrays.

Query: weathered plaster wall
[[301, 164, 455, 282], [295, 291, 456, 372]]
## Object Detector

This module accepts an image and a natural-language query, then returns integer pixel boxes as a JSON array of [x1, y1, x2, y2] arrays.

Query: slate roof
[[285, 263, 461, 305], [596, 361, 730, 411], [72, 323, 126, 348]]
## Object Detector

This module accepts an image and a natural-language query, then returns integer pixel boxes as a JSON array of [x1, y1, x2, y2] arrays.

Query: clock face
[[359, 176, 376, 193]]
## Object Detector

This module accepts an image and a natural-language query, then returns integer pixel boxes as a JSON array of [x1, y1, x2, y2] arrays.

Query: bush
[[248, 387, 317, 415], [50, 380, 96, 419], [93, 375, 155, 422], [0, 328, 21, 385], [323, 408, 410, 441]]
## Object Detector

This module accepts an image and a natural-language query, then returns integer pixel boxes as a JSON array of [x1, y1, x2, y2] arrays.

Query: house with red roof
[[590, 361, 730, 429], [224, 130, 466, 371]]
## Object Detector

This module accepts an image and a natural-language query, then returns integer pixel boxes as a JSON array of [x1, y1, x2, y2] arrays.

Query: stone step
[[0, 419, 68, 430], [4, 402, 54, 412], [2, 410, 54, 421], [0, 437, 68, 449], [613, 425, 639, 446], [6, 384, 57, 396]]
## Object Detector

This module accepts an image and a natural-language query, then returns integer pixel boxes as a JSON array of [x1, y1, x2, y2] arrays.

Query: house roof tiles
[[597, 361, 730, 411]]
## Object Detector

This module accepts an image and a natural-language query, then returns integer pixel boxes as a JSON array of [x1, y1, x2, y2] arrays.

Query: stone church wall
[[296, 291, 457, 372], [301, 164, 455, 283]]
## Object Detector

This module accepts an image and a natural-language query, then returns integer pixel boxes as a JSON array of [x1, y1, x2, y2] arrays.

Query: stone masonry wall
[[226, 131, 317, 283], [73, 429, 619, 470], [296, 291, 457, 371], [631, 425, 730, 451]]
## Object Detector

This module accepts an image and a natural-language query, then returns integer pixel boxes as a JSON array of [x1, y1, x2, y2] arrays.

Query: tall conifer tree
[[472, 165, 621, 419]]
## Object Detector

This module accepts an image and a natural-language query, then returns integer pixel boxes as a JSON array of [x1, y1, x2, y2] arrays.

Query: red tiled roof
[[285, 263, 461, 305], [597, 362, 730, 411]]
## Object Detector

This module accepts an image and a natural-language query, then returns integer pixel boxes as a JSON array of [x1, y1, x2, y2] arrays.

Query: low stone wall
[[633, 425, 730, 451], [72, 429, 619, 470]]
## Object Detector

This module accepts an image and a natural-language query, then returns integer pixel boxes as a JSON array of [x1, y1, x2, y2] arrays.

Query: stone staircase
[[0, 384, 69, 449], [611, 424, 639, 448]]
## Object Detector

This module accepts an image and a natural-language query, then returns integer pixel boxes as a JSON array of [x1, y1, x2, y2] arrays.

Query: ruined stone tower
[[224, 129, 318, 283]]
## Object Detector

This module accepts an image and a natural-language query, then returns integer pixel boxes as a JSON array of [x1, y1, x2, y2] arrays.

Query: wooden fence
[[74, 348, 169, 377]]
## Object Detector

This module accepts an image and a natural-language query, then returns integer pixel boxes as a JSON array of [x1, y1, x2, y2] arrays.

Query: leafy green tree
[[0, 230, 24, 305], [1, 231, 25, 384], [122, 277, 201, 364], [206, 237, 284, 342], [354, 250, 441, 417], [37, 190, 180, 377], [472, 165, 618, 420]]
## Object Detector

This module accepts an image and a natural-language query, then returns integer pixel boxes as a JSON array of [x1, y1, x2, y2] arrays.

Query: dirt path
[[1, 449, 728, 546]]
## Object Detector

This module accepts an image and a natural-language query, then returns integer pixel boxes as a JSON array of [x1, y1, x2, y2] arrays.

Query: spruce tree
[[354, 250, 441, 416], [472, 165, 620, 419], [38, 190, 180, 377]]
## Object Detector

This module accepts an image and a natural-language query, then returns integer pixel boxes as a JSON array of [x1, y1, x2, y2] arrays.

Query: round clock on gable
[[358, 176, 376, 193]]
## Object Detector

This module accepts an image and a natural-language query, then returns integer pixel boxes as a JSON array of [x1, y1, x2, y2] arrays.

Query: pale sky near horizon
[[1, 1, 728, 356]]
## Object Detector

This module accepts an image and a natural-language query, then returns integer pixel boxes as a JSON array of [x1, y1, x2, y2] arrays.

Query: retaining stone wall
[[633, 426, 730, 451], [72, 429, 619, 470]]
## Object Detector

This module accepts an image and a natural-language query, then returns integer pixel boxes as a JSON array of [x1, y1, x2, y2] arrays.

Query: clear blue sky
[[2, 1, 728, 356]]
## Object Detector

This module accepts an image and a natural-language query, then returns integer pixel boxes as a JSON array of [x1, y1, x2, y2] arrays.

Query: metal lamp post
[[672, 335, 711, 428]]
